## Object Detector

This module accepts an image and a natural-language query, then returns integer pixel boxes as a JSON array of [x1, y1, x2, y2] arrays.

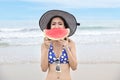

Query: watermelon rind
[[43, 28, 70, 40]]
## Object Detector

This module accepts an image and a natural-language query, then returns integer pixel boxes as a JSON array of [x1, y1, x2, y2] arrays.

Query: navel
[[57, 76, 60, 80]]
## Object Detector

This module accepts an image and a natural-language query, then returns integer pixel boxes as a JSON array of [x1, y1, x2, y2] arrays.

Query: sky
[[0, 0, 120, 28]]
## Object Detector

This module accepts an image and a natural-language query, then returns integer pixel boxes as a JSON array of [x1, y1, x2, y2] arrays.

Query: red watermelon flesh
[[44, 28, 70, 40]]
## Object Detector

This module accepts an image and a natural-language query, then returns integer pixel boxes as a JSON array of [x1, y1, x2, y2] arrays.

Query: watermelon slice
[[44, 28, 70, 40]]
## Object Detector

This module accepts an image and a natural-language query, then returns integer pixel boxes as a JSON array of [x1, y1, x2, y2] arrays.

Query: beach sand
[[0, 63, 120, 80], [0, 44, 120, 80]]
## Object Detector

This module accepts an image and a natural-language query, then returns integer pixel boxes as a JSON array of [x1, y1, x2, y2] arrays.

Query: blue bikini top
[[48, 43, 69, 64]]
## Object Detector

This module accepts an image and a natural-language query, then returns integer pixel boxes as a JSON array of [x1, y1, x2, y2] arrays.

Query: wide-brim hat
[[39, 10, 80, 36]]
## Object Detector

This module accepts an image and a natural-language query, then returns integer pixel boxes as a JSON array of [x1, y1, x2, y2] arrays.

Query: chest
[[52, 44, 63, 58], [48, 44, 69, 64]]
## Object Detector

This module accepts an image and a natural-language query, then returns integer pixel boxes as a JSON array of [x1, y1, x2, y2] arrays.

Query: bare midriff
[[45, 64, 71, 80]]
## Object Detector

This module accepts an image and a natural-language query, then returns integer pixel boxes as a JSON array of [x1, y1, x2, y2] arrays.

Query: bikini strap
[[48, 43, 53, 50]]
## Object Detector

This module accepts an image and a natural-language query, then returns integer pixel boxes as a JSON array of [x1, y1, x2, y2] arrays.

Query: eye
[[59, 24, 62, 25], [51, 22, 56, 25], [58, 23, 63, 25], [52, 23, 55, 25]]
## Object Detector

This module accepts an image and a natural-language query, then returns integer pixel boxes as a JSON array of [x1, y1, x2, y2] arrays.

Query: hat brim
[[39, 10, 78, 36]]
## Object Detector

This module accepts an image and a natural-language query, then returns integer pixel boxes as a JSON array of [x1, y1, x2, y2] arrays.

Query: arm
[[41, 43, 49, 72], [64, 39, 78, 70], [41, 38, 51, 72]]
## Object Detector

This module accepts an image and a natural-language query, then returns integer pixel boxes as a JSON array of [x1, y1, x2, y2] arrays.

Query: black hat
[[39, 10, 80, 36]]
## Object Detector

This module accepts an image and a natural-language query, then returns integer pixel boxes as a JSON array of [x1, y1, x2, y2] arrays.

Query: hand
[[58, 38, 69, 47], [58, 38, 71, 52], [44, 37, 51, 46]]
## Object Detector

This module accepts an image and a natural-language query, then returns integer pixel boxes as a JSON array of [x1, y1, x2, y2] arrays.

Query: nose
[[55, 24, 60, 28]]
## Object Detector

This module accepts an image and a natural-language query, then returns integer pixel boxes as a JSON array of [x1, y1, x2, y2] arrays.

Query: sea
[[0, 20, 120, 64]]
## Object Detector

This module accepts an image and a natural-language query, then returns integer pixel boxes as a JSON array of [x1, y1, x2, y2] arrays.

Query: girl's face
[[51, 17, 65, 29]]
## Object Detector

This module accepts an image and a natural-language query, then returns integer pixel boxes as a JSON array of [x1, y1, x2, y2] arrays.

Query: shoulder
[[67, 38, 75, 46], [68, 38, 75, 43], [41, 43, 45, 49], [41, 42, 49, 49]]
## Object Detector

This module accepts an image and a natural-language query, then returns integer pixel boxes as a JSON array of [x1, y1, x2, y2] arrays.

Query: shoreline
[[0, 44, 120, 66], [1, 61, 120, 66]]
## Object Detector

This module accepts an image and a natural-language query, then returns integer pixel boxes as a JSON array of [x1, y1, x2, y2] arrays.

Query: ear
[[67, 37, 70, 42], [65, 37, 70, 42]]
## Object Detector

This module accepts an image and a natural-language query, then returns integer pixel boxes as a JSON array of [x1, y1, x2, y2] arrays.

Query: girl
[[39, 10, 80, 80]]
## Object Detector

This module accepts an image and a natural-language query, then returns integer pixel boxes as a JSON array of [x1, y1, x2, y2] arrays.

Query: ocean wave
[[0, 27, 120, 46], [78, 26, 120, 30], [0, 26, 120, 33], [0, 31, 43, 39], [1, 27, 120, 40], [0, 60, 120, 65], [78, 61, 120, 64], [20, 28, 40, 32], [0, 42, 10, 47], [0, 28, 40, 32], [0, 42, 41, 47], [76, 29, 120, 36], [1, 56, 120, 64]]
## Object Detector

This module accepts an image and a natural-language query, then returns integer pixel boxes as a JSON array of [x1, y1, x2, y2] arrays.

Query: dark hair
[[46, 16, 69, 29]]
